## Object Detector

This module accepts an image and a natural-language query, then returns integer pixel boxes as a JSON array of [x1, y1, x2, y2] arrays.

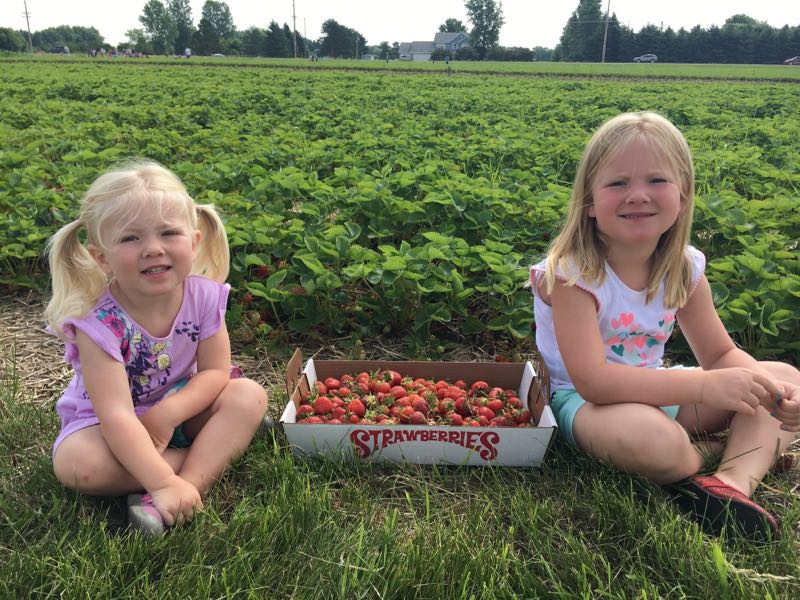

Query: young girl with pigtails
[[46, 160, 268, 536], [531, 112, 800, 541]]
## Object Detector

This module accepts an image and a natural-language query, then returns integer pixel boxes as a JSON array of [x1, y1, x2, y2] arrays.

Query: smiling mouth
[[142, 266, 171, 274], [620, 213, 655, 219]]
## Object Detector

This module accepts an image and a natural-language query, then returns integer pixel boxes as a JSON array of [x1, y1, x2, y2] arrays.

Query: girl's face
[[588, 137, 683, 254], [89, 209, 200, 303]]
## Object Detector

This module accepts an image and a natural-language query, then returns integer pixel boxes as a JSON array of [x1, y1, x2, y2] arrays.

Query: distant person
[[185, 47, 191, 59], [531, 111, 800, 541], [45, 160, 268, 536]]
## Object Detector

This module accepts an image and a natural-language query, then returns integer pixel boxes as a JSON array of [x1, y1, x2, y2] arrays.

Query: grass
[[4, 54, 800, 82], [2, 342, 799, 599]]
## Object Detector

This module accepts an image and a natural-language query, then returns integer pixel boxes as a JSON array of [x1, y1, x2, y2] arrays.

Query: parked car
[[49, 46, 70, 54], [633, 54, 657, 63], [784, 56, 800, 65]]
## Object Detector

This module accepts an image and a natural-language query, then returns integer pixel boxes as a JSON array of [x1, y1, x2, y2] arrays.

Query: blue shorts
[[551, 388, 680, 446]]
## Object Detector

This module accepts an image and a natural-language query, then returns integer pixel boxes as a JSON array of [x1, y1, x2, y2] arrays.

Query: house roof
[[408, 41, 435, 53], [433, 32, 468, 44]]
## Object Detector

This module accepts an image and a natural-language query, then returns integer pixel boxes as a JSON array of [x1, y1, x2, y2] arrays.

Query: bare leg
[[178, 378, 267, 495], [53, 425, 189, 495], [712, 361, 799, 496], [572, 403, 706, 484]]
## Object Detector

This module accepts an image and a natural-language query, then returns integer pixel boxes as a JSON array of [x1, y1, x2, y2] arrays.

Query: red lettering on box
[[348, 427, 501, 462]]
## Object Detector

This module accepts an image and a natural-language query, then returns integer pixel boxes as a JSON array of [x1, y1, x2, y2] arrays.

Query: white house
[[398, 41, 436, 61], [433, 32, 469, 52], [399, 31, 470, 61]]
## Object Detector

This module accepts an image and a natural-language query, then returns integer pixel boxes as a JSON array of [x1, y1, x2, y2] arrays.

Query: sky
[[3, 1, 800, 50]]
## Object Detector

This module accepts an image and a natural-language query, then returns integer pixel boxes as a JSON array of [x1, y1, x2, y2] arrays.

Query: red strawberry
[[516, 410, 532, 424], [470, 380, 490, 395], [506, 396, 522, 409], [324, 377, 341, 390], [399, 406, 415, 423], [410, 411, 427, 425], [448, 413, 464, 426], [454, 397, 471, 417], [389, 385, 406, 399], [302, 416, 323, 424], [297, 404, 315, 418], [313, 396, 333, 415], [487, 399, 505, 413], [347, 398, 366, 417], [477, 406, 496, 420], [411, 397, 429, 416]]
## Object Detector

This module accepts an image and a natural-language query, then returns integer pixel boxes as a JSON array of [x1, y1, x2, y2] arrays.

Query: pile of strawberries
[[296, 369, 532, 427]]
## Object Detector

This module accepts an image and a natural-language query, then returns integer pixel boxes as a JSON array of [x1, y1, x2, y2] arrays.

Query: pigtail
[[44, 219, 108, 338], [193, 204, 230, 283]]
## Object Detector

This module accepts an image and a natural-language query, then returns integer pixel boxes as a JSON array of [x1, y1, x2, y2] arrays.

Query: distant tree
[[194, 0, 235, 54], [532, 46, 553, 61], [391, 41, 400, 59], [139, 0, 177, 54], [240, 27, 267, 56], [378, 41, 391, 60], [31, 25, 104, 53], [558, 0, 604, 61], [487, 46, 533, 61], [167, 0, 195, 54], [263, 21, 290, 57], [0, 27, 26, 51], [454, 46, 479, 61], [319, 19, 366, 58], [439, 18, 467, 33], [125, 28, 153, 53], [464, 0, 504, 59]]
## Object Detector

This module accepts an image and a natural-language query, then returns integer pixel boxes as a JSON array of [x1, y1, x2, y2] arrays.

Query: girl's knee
[[53, 445, 114, 493], [577, 405, 698, 482], [221, 378, 268, 419]]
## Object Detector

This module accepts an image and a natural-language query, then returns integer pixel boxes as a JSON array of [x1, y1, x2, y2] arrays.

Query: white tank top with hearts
[[530, 246, 705, 391]]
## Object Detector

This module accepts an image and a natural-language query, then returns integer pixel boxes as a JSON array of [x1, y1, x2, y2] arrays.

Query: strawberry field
[[1, 61, 798, 361]]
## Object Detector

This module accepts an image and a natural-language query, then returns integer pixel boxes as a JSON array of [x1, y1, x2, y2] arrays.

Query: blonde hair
[[544, 111, 695, 308], [45, 159, 230, 337]]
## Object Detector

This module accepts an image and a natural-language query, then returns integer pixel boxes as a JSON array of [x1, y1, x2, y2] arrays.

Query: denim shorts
[[551, 389, 680, 446]]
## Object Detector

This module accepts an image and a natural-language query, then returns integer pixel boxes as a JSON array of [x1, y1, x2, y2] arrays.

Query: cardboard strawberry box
[[279, 349, 557, 467]]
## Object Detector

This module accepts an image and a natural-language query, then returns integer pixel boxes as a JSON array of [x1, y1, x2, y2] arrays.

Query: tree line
[[555, 0, 800, 63], [0, 0, 797, 63]]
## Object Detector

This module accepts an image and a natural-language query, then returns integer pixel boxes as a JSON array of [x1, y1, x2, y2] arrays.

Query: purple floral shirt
[[52, 276, 229, 454]]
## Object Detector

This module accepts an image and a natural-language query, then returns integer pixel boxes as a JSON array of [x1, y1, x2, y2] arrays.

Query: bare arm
[[138, 324, 232, 450], [76, 330, 180, 491], [551, 276, 778, 413]]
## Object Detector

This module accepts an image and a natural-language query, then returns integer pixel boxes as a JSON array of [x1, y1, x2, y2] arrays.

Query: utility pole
[[291, 0, 298, 58], [22, 0, 33, 54], [601, 0, 610, 63], [303, 18, 308, 58]]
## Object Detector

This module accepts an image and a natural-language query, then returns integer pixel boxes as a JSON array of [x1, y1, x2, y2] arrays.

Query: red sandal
[[668, 475, 780, 541]]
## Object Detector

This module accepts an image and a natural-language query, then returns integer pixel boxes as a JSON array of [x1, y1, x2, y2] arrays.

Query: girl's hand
[[769, 381, 800, 433], [138, 405, 176, 454], [700, 368, 782, 414], [149, 475, 203, 526]]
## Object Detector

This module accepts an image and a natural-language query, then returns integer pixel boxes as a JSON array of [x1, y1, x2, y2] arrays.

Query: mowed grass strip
[[2, 344, 799, 599]]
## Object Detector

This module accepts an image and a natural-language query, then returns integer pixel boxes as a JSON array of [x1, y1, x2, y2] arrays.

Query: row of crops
[[1, 61, 798, 359]]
